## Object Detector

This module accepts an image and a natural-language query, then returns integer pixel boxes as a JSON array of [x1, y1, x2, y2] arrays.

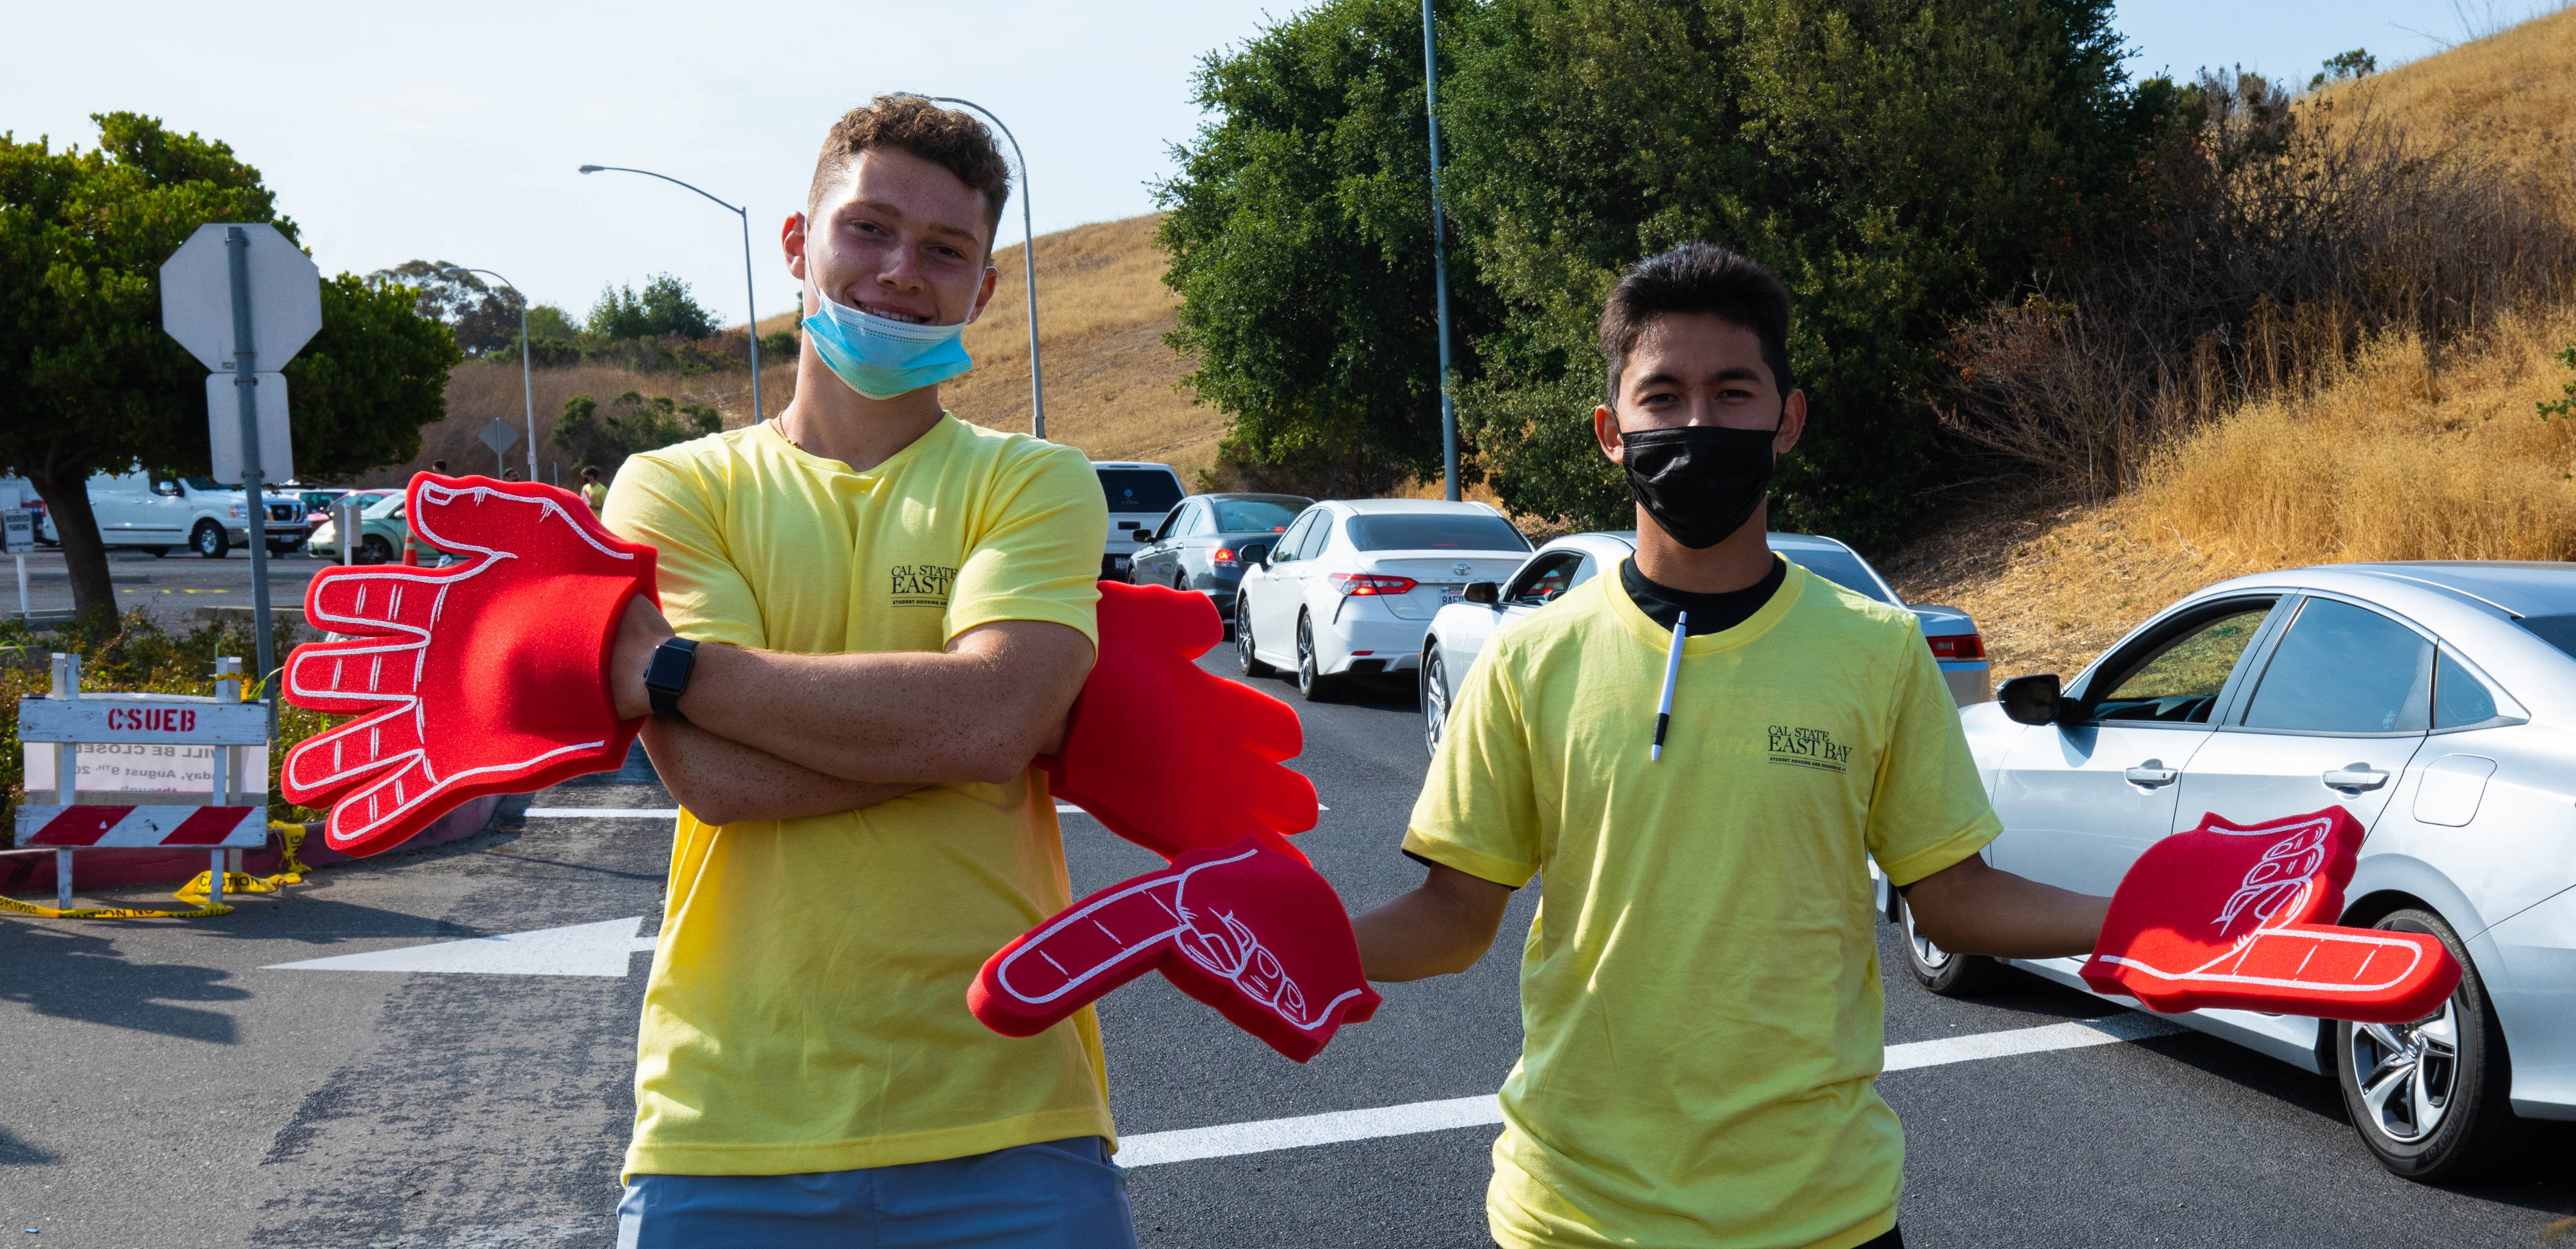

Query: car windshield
[[362, 493, 404, 519], [184, 477, 237, 493], [1212, 499, 1304, 532], [1779, 547, 1896, 604], [1098, 469, 1182, 515], [2517, 614, 2576, 662], [1345, 514, 1529, 552]]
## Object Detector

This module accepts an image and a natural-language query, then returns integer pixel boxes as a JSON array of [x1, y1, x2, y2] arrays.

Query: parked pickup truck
[[36, 470, 304, 558]]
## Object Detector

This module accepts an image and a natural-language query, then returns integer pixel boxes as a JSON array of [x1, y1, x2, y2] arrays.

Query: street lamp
[[440, 266, 537, 481], [577, 164, 764, 422], [924, 96, 1045, 440]]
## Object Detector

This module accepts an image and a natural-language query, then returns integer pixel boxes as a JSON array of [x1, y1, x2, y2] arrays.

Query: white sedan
[[1234, 499, 1532, 701]]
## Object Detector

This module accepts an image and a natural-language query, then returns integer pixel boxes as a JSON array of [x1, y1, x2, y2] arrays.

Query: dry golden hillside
[[375, 213, 1216, 489], [2330, 7, 2576, 202]]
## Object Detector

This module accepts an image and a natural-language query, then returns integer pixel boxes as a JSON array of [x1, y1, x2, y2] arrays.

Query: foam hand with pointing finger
[[2083, 806, 2460, 1023]]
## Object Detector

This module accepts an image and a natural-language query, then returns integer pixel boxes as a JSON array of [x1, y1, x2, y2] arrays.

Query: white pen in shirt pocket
[[1652, 611, 1687, 761]]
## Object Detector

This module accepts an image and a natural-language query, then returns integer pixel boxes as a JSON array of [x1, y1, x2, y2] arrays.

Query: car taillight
[[1211, 547, 1236, 564], [1929, 634, 1986, 661], [1328, 573, 1418, 596]]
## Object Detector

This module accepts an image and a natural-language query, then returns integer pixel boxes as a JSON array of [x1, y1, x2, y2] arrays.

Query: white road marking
[[523, 807, 681, 818], [1116, 1014, 2186, 1168], [263, 916, 658, 977]]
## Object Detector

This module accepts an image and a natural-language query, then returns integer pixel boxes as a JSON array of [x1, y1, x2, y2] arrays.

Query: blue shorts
[[616, 1136, 1136, 1249]]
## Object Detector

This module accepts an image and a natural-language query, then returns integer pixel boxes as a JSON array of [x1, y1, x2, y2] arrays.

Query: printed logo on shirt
[[1767, 724, 1852, 773], [889, 563, 957, 608]]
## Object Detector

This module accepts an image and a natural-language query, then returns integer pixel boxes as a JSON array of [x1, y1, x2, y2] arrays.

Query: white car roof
[[1090, 461, 1177, 472], [1320, 498, 1508, 516]]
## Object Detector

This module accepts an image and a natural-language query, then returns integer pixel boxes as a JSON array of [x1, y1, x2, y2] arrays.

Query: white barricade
[[13, 653, 269, 909]]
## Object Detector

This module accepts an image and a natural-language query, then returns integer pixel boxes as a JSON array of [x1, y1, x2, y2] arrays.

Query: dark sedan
[[1127, 493, 1313, 626]]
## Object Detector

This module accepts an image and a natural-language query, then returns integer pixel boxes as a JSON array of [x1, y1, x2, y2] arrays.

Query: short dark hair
[[1598, 242, 1794, 403], [581, 466, 600, 481], [808, 95, 1011, 254]]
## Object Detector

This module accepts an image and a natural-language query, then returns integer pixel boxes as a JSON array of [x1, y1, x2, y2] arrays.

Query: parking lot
[[3, 651, 2572, 1247], [4, 547, 331, 633]]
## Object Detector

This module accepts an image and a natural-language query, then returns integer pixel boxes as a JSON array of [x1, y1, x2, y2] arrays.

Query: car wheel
[[192, 520, 228, 559], [358, 534, 395, 566], [1421, 645, 1452, 758], [1294, 611, 1340, 703], [2333, 908, 2514, 1181], [1236, 598, 1275, 677], [1896, 891, 2010, 996]]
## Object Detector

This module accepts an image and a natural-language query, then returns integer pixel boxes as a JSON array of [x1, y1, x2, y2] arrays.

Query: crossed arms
[[607, 598, 1095, 826]]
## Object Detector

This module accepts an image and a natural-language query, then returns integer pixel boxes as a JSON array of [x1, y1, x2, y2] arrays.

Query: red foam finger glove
[[970, 836, 1381, 1062], [280, 475, 657, 856], [1039, 581, 1317, 861], [2082, 806, 2460, 1022]]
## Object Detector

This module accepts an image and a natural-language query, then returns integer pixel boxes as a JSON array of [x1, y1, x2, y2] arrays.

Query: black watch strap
[[644, 637, 699, 721]]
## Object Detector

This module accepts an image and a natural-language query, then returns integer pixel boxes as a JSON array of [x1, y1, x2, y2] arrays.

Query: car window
[[1344, 514, 1528, 552], [1151, 504, 1187, 542], [1097, 469, 1183, 516], [2433, 650, 2499, 729], [1505, 552, 1582, 606], [365, 494, 405, 519], [1297, 513, 1333, 560], [1185, 504, 1219, 537], [2094, 608, 2271, 724], [2515, 613, 2576, 661], [2241, 599, 2433, 734], [1779, 547, 1898, 605], [1270, 513, 1316, 564], [1213, 499, 1302, 532]]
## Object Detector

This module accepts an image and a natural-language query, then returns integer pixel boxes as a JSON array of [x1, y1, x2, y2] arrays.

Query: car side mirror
[[1998, 673, 2083, 726], [1463, 581, 1500, 606]]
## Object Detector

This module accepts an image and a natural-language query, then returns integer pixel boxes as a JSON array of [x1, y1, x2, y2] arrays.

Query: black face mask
[[1618, 424, 1776, 550]]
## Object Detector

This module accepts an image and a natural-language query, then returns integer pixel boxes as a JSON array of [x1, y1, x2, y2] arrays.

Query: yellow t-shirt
[[1403, 558, 2000, 1249], [603, 415, 1114, 1179]]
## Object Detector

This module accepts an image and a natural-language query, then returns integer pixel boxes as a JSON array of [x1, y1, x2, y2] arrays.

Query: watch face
[[645, 641, 692, 692]]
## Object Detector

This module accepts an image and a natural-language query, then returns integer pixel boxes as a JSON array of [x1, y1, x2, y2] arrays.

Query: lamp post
[[1421, 0, 1460, 501], [577, 165, 764, 422], [440, 266, 538, 480], [924, 96, 1045, 440]]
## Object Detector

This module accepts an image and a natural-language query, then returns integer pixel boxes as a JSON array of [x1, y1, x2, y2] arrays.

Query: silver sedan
[[1909, 562, 2576, 1181]]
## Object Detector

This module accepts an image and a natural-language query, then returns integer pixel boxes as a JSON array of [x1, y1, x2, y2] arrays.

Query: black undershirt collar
[[1620, 554, 1787, 636]]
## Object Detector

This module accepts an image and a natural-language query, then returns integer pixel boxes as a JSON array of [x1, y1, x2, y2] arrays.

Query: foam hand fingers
[[281, 705, 425, 807], [404, 476, 631, 572], [971, 837, 1379, 1062], [2083, 807, 2462, 1023], [1044, 582, 1319, 860]]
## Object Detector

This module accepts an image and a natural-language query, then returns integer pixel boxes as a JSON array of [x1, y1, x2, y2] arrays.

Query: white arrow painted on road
[[263, 916, 658, 977]]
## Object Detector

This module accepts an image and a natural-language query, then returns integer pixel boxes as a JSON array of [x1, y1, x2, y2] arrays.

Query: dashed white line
[[1116, 1014, 2184, 1168]]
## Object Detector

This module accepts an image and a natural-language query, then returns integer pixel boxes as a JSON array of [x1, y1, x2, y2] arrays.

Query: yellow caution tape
[[1, 822, 313, 921]]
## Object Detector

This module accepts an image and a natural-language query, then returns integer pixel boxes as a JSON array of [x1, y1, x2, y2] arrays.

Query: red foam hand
[[2083, 807, 2459, 1022], [970, 836, 1380, 1062], [280, 475, 657, 856], [1038, 581, 1317, 861]]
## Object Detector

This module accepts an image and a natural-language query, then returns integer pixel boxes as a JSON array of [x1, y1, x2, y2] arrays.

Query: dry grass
[[1889, 309, 2576, 681], [367, 213, 1219, 488], [2329, 7, 2576, 203]]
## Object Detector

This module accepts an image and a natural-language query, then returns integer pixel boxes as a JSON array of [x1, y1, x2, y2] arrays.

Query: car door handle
[[2123, 764, 2179, 787], [2322, 765, 2389, 791]]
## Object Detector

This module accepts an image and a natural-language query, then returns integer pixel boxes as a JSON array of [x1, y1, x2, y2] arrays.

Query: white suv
[[38, 469, 284, 558], [1093, 461, 1186, 582]]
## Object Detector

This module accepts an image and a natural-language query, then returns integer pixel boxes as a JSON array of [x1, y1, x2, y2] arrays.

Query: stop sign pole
[[224, 228, 280, 733]]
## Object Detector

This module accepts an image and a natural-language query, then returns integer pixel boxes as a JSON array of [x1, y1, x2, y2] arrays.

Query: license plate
[[1440, 588, 1464, 606], [1113, 557, 1131, 571]]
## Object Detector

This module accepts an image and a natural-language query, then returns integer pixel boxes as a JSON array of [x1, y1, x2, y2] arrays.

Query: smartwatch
[[643, 637, 700, 722]]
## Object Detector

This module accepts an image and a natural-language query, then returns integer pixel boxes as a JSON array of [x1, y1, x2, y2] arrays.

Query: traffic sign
[[206, 373, 293, 485], [480, 418, 521, 457], [159, 222, 321, 372]]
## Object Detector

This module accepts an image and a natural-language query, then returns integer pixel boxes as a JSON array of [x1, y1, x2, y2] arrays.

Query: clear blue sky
[[0, 0, 2529, 325]]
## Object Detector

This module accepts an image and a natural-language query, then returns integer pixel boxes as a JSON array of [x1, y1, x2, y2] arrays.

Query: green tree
[[1161, 0, 2150, 543], [0, 114, 459, 614], [552, 390, 721, 480], [368, 259, 525, 357], [587, 273, 717, 341]]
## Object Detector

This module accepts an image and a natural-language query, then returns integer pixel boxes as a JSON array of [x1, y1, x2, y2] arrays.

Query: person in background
[[431, 459, 448, 475], [581, 466, 608, 516]]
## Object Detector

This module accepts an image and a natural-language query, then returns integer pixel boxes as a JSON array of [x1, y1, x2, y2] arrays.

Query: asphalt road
[[4, 650, 2572, 1247], [5, 547, 333, 633]]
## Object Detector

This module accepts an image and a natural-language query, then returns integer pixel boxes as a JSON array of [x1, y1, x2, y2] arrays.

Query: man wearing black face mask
[[1351, 242, 2110, 1249]]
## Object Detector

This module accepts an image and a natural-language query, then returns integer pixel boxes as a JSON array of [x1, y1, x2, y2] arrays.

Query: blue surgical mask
[[799, 264, 973, 400]]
